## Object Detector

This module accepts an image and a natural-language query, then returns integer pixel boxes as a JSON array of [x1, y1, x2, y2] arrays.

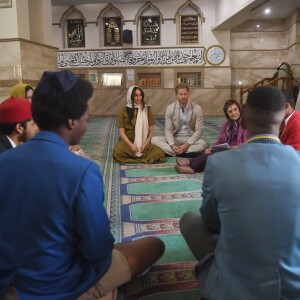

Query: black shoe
[[178, 152, 199, 158]]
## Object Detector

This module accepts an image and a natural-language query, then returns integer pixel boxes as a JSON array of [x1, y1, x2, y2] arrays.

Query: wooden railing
[[240, 62, 294, 105]]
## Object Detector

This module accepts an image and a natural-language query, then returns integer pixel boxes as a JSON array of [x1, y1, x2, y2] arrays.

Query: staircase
[[239, 62, 294, 106]]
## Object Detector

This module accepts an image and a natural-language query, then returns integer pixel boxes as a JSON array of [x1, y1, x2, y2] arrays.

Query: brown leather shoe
[[176, 157, 190, 166], [175, 165, 195, 174]]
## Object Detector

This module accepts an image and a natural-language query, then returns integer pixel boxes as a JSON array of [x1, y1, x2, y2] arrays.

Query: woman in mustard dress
[[113, 86, 165, 164]]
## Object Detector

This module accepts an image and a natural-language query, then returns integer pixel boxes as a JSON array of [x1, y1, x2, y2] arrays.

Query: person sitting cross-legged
[[175, 99, 247, 174], [180, 86, 300, 299], [113, 85, 165, 164], [151, 83, 207, 157], [0, 70, 165, 300]]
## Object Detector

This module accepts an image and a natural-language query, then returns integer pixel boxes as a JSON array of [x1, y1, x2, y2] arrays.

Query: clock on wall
[[206, 45, 226, 65]]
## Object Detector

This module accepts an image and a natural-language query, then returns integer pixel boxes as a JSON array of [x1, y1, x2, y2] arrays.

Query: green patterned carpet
[[79, 116, 224, 300]]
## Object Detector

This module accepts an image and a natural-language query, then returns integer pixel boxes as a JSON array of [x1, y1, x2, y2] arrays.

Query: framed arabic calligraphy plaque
[[104, 17, 122, 47], [67, 19, 85, 48], [206, 45, 226, 65], [179, 15, 199, 44], [141, 16, 160, 46]]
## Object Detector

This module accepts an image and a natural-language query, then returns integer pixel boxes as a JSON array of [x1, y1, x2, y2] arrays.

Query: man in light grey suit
[[151, 83, 207, 156], [180, 85, 300, 300]]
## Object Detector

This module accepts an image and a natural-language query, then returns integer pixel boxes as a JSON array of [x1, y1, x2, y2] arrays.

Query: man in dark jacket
[[0, 97, 37, 153]]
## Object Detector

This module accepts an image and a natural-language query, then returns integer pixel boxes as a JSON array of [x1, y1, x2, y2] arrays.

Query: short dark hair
[[246, 86, 285, 114], [245, 86, 285, 127], [0, 119, 30, 135], [31, 72, 93, 130], [282, 90, 295, 108], [223, 99, 241, 119]]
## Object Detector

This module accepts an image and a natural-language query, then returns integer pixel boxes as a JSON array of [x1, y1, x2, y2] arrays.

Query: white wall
[[215, 0, 255, 25], [28, 0, 53, 45], [0, 0, 19, 39], [16, 0, 30, 39], [51, 0, 227, 63], [0, 0, 52, 43]]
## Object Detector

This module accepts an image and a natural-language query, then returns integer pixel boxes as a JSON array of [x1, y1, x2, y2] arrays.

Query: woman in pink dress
[[175, 99, 247, 174]]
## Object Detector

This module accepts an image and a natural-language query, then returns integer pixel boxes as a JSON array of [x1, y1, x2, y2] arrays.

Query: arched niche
[[96, 4, 125, 47], [174, 0, 205, 23], [174, 0, 205, 45], [134, 1, 164, 46], [59, 5, 87, 48]]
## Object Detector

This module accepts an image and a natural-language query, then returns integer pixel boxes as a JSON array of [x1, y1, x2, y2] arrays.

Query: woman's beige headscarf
[[127, 86, 149, 157]]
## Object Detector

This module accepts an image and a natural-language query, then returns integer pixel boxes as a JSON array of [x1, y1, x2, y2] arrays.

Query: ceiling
[[214, 0, 300, 30], [250, 0, 300, 19], [51, 0, 300, 30]]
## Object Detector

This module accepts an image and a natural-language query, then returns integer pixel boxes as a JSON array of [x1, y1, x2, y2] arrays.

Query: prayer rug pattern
[[81, 116, 224, 300]]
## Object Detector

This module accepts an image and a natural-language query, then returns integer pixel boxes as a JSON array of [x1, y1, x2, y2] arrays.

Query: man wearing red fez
[[0, 97, 37, 153]]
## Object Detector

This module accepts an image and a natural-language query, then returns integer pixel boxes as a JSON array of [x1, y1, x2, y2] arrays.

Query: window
[[137, 73, 161, 87], [177, 72, 202, 87], [100, 73, 123, 87]]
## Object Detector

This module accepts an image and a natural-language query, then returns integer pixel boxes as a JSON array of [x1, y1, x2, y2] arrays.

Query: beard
[[18, 130, 31, 143]]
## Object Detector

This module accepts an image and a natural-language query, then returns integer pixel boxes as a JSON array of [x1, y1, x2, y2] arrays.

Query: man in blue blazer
[[0, 70, 164, 300], [180, 86, 300, 299]]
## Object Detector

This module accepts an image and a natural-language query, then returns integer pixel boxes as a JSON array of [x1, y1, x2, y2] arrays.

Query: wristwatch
[[206, 45, 226, 65]]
